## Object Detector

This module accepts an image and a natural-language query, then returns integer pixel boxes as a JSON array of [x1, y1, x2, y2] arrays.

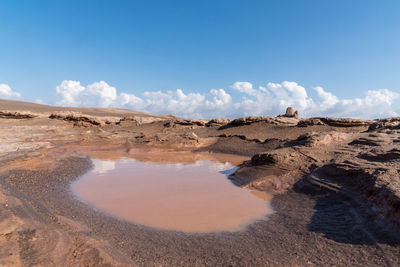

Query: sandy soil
[[0, 99, 399, 266]]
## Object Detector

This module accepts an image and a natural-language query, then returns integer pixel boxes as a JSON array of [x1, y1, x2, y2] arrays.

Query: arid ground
[[0, 99, 399, 266]]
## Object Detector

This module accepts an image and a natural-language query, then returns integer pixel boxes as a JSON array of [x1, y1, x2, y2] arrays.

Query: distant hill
[[0, 98, 172, 118]]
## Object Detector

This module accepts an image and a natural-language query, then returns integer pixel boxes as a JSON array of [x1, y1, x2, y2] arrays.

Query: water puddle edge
[[71, 153, 273, 233]]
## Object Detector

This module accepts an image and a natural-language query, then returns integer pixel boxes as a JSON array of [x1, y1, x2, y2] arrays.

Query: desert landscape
[[0, 98, 399, 266]]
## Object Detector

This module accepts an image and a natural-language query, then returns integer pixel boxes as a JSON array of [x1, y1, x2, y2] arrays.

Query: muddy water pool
[[71, 152, 273, 233]]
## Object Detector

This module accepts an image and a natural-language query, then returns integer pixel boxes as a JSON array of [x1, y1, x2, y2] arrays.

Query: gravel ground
[[1, 156, 399, 266]]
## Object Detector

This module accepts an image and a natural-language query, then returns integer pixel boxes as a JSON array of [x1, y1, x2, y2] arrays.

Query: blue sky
[[1, 0, 400, 118]]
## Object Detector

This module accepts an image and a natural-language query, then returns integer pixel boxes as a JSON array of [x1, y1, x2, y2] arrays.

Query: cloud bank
[[1, 80, 398, 119], [54, 80, 399, 119], [0, 83, 21, 99]]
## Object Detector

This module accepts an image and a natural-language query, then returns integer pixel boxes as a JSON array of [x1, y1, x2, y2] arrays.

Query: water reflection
[[72, 153, 273, 233]]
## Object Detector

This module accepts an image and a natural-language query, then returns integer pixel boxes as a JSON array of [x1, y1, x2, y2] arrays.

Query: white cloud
[[231, 81, 258, 96], [0, 83, 21, 99], [55, 80, 142, 108], [54, 80, 400, 119], [317, 89, 400, 118], [86, 81, 118, 107], [313, 86, 339, 109], [205, 89, 232, 109], [119, 92, 144, 107], [56, 80, 85, 106], [143, 89, 206, 117]]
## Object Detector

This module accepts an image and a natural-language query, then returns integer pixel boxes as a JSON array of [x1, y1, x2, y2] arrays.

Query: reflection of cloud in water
[[73, 156, 272, 233], [172, 163, 185, 170], [202, 161, 234, 172], [119, 158, 136, 164], [92, 158, 236, 176], [92, 159, 116, 174], [190, 161, 238, 176], [162, 161, 234, 172]]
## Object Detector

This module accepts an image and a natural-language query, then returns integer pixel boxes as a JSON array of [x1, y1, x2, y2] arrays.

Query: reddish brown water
[[71, 154, 273, 233]]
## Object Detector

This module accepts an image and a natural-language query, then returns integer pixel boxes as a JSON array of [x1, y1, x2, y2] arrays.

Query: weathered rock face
[[49, 112, 102, 126], [315, 161, 400, 228], [251, 153, 280, 165], [118, 116, 163, 126], [205, 118, 232, 127], [250, 149, 311, 170], [235, 120, 400, 230], [287, 132, 352, 147], [368, 117, 400, 132], [284, 107, 298, 118], [163, 119, 206, 128], [0, 111, 37, 119], [297, 118, 324, 127], [222, 116, 300, 128], [319, 118, 371, 127], [228, 117, 267, 126], [297, 117, 371, 128]]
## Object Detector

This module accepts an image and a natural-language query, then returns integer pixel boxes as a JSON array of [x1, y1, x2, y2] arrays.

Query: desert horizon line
[[1, 79, 399, 120], [0, 97, 399, 122]]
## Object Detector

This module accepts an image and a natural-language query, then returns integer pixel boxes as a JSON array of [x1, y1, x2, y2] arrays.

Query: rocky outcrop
[[230, 149, 307, 193], [250, 149, 311, 169], [49, 112, 102, 126], [296, 118, 325, 127], [315, 162, 400, 228], [205, 118, 232, 127], [222, 116, 299, 129], [217, 133, 264, 143], [297, 117, 371, 127], [283, 107, 298, 118], [287, 132, 352, 147], [320, 118, 371, 127], [251, 153, 280, 165], [227, 117, 266, 126], [237, 124, 400, 229], [183, 132, 199, 141], [163, 119, 206, 128], [358, 148, 400, 162], [118, 116, 163, 126], [368, 117, 400, 131], [0, 111, 37, 119]]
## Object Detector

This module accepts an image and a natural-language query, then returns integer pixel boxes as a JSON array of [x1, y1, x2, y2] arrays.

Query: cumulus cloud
[[231, 81, 258, 96], [314, 86, 339, 109], [54, 80, 400, 119], [56, 80, 85, 106], [316, 88, 400, 118], [0, 83, 21, 99], [142, 89, 206, 117]]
